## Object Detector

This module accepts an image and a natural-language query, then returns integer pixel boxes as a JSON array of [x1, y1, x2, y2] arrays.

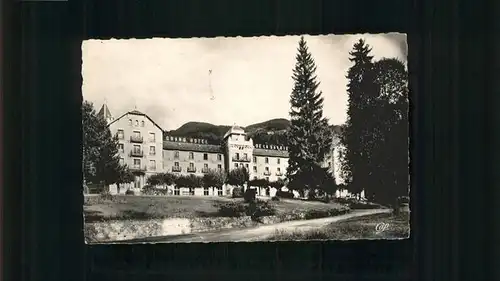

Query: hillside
[[166, 119, 341, 145]]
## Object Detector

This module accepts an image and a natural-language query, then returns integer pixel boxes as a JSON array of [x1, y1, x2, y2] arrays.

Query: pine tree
[[286, 36, 333, 195], [339, 39, 379, 198]]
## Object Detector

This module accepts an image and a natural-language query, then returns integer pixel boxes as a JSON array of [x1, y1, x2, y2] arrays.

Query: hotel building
[[99, 104, 340, 196]]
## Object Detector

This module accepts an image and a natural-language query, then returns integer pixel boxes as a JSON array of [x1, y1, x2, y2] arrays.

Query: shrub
[[125, 189, 135, 195], [142, 185, 169, 196], [214, 202, 247, 217], [99, 190, 113, 201], [251, 200, 276, 217], [213, 200, 277, 218], [303, 206, 350, 220], [232, 187, 244, 198], [243, 188, 257, 203], [271, 196, 280, 201], [276, 190, 294, 199]]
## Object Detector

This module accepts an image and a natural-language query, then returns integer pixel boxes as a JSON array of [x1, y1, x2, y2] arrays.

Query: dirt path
[[110, 208, 391, 244]]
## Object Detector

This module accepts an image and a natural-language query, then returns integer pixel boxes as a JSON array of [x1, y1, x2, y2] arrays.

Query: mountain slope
[[166, 119, 341, 145]]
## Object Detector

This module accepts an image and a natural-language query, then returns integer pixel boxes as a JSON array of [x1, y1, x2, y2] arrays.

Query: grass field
[[270, 212, 410, 240], [83, 195, 347, 223]]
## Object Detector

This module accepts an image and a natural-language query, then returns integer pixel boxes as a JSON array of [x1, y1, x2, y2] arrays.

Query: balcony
[[130, 135, 144, 143], [172, 166, 182, 172], [264, 171, 271, 176], [187, 167, 197, 173], [232, 156, 251, 162], [202, 167, 210, 173], [129, 150, 144, 157], [130, 165, 147, 173]]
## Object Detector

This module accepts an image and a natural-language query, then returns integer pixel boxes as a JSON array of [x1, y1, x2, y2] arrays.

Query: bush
[[99, 190, 113, 201], [214, 201, 247, 217], [248, 200, 276, 217], [142, 185, 169, 196], [232, 187, 244, 198], [213, 200, 277, 218], [303, 206, 350, 220], [125, 189, 135, 195], [271, 196, 280, 201], [244, 188, 257, 203], [276, 190, 294, 199]]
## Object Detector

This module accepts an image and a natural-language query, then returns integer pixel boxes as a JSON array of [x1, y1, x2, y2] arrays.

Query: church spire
[[98, 100, 113, 125]]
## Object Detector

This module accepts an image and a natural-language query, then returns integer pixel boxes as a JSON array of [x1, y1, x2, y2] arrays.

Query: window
[[204, 163, 209, 169], [129, 119, 132, 125], [203, 153, 208, 160], [174, 162, 179, 167], [253, 166, 257, 172], [243, 153, 248, 160], [189, 163, 194, 169], [277, 167, 281, 172], [133, 131, 141, 138], [265, 157, 269, 164], [235, 153, 239, 160], [133, 145, 141, 153], [119, 158, 124, 165], [204, 187, 209, 196], [141, 121, 145, 127], [149, 160, 156, 170], [266, 177, 270, 181], [217, 164, 222, 170], [118, 143, 124, 152], [149, 132, 155, 142], [234, 163, 238, 168], [245, 164, 249, 169], [117, 130, 124, 139], [253, 156, 257, 163], [134, 159, 141, 168], [174, 186, 180, 195], [149, 146, 156, 155], [135, 120, 139, 126], [217, 154, 222, 161], [265, 167, 269, 172], [174, 151, 179, 159], [254, 176, 258, 180], [277, 158, 281, 164], [189, 152, 194, 159], [189, 188, 195, 195], [217, 187, 223, 196]]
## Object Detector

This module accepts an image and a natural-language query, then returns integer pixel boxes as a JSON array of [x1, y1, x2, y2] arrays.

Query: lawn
[[269, 212, 410, 241], [83, 195, 347, 223]]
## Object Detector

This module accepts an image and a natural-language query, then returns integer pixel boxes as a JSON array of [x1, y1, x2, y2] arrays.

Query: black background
[[2, 0, 496, 280]]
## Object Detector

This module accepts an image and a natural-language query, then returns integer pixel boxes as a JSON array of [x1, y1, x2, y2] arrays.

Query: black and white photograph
[[82, 34, 410, 244]]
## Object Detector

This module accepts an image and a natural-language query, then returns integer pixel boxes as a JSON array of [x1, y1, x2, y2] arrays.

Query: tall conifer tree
[[286, 36, 333, 194], [339, 39, 379, 198]]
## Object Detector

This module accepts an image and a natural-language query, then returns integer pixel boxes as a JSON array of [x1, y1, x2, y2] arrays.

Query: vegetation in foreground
[[269, 212, 410, 241], [83, 192, 349, 223]]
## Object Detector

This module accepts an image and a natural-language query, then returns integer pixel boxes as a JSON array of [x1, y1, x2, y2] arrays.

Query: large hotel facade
[[98, 104, 341, 196]]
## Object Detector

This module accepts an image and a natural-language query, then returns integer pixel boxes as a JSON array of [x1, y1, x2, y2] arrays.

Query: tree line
[[285, 36, 408, 206], [145, 168, 287, 190]]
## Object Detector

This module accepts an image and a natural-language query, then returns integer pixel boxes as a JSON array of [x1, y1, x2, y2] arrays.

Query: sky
[[82, 33, 407, 131]]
